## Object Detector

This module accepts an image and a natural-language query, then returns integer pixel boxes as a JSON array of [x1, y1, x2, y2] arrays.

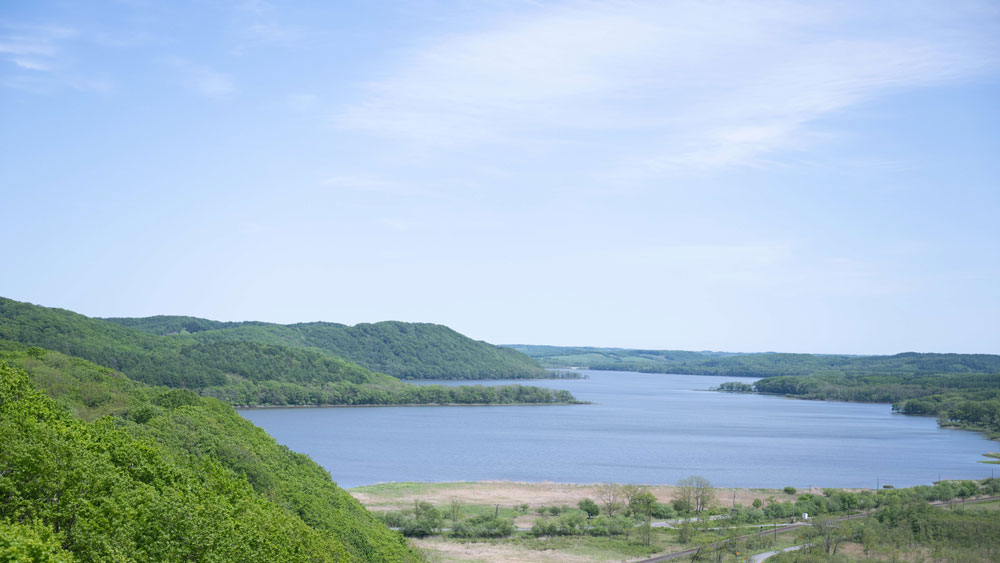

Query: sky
[[1, 1, 998, 355]]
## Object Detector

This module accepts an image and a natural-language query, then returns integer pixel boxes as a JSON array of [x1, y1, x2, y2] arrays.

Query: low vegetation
[[772, 501, 1000, 562], [358, 476, 1000, 562]]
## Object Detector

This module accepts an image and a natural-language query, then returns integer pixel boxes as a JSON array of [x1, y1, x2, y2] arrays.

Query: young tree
[[597, 483, 625, 516], [677, 476, 715, 513], [577, 498, 600, 519], [631, 491, 658, 546]]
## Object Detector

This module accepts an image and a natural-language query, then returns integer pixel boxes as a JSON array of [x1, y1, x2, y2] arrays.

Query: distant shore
[[236, 400, 589, 410]]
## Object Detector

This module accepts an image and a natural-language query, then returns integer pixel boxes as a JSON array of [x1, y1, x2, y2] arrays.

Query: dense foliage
[[0, 350, 420, 562], [108, 315, 549, 380], [0, 298, 577, 407], [201, 379, 578, 407], [0, 297, 388, 389], [749, 373, 1000, 436], [513, 344, 1000, 378]]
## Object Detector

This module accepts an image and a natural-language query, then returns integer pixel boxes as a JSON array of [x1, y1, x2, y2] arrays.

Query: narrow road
[[750, 544, 810, 563]]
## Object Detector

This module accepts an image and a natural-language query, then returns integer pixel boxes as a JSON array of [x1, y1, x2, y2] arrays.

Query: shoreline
[[235, 400, 589, 410], [347, 480, 851, 514]]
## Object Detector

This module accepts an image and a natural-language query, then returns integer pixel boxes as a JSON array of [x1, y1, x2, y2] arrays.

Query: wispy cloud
[[0, 23, 120, 93], [339, 0, 999, 175], [10, 58, 49, 71], [0, 23, 76, 73], [232, 0, 304, 52], [322, 174, 439, 199], [167, 58, 236, 100]]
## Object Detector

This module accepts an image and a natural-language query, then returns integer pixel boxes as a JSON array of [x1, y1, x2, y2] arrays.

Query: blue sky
[[2, 1, 998, 354]]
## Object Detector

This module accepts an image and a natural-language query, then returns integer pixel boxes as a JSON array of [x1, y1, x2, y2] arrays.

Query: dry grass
[[413, 538, 596, 563], [350, 480, 816, 512]]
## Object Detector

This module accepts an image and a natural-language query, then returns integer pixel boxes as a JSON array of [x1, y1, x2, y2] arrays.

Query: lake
[[238, 371, 997, 489]]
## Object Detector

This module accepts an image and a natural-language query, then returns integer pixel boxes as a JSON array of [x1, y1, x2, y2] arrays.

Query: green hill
[[106, 316, 548, 380], [0, 298, 576, 407], [511, 344, 1000, 378], [0, 345, 418, 562]]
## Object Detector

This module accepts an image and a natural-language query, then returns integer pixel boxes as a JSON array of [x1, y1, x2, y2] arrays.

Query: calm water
[[238, 371, 997, 489]]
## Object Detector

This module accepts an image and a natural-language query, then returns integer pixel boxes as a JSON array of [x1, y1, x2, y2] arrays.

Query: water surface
[[238, 371, 996, 489]]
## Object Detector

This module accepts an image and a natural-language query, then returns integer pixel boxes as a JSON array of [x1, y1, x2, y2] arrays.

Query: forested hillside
[[513, 344, 1000, 378], [107, 315, 548, 380], [0, 298, 577, 407], [0, 346, 419, 561]]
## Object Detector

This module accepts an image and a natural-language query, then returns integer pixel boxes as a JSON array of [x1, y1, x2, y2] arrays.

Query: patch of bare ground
[[412, 538, 596, 563]]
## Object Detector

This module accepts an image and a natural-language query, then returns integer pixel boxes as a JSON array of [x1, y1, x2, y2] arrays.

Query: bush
[[378, 502, 442, 537], [578, 498, 600, 518], [672, 498, 693, 514], [452, 515, 514, 538], [733, 506, 765, 523], [651, 502, 676, 519], [529, 511, 591, 537], [783, 486, 797, 495], [587, 515, 634, 537], [378, 512, 405, 528], [764, 502, 794, 519]]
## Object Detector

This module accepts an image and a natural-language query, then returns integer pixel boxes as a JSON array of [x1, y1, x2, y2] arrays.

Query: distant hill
[[0, 343, 418, 562], [510, 344, 1000, 378], [0, 298, 576, 407], [106, 316, 549, 380], [0, 297, 390, 389]]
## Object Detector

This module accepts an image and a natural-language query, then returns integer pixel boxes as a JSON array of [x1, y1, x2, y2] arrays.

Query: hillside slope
[[0, 346, 419, 561], [512, 344, 1000, 378], [0, 298, 576, 406], [106, 315, 548, 380]]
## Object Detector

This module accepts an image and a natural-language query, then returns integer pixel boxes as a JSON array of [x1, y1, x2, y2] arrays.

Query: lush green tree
[[578, 498, 600, 519], [630, 490, 658, 546]]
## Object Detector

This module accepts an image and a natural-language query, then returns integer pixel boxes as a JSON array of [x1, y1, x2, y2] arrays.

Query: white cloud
[[167, 58, 236, 100], [338, 0, 999, 175], [11, 58, 49, 71], [192, 67, 235, 100], [0, 23, 76, 73], [322, 174, 438, 198]]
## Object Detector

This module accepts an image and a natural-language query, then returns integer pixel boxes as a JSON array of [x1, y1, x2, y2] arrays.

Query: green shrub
[[452, 515, 514, 538]]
